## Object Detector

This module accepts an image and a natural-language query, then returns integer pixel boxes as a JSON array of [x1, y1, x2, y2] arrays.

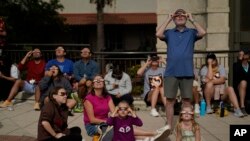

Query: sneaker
[[71, 93, 81, 102], [99, 126, 113, 141], [234, 109, 244, 118], [34, 102, 40, 111], [206, 106, 214, 114], [73, 106, 83, 113], [0, 100, 13, 108], [73, 102, 83, 113], [194, 104, 200, 115], [153, 125, 171, 141], [241, 108, 248, 116], [150, 108, 160, 117]]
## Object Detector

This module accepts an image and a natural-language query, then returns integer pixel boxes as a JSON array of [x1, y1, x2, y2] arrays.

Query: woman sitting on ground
[[37, 86, 82, 141]]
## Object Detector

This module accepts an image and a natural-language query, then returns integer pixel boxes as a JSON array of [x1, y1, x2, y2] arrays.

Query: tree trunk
[[96, 2, 105, 73]]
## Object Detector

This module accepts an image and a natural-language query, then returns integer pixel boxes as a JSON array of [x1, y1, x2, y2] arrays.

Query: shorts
[[22, 81, 36, 94], [164, 76, 193, 99], [85, 123, 99, 136], [214, 84, 225, 100], [85, 123, 108, 136]]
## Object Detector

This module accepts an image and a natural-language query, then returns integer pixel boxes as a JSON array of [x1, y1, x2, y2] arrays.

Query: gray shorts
[[164, 77, 193, 99]]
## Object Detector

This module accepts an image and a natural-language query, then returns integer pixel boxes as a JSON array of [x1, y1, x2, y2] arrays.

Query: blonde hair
[[175, 105, 199, 133]]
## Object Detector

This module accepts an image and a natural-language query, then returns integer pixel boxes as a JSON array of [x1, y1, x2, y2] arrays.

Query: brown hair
[[48, 86, 68, 110], [90, 74, 109, 97]]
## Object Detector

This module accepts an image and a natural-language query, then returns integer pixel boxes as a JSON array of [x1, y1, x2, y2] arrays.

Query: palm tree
[[90, 0, 113, 51], [90, 0, 113, 72]]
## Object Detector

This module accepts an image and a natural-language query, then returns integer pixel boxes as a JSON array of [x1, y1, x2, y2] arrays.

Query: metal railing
[[1, 44, 240, 85]]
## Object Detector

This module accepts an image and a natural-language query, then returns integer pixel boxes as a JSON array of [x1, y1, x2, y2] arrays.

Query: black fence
[[0, 44, 240, 85]]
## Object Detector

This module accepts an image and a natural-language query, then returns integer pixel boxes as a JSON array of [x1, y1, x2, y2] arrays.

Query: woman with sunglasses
[[84, 75, 171, 141], [175, 105, 201, 141], [37, 87, 82, 141], [37, 65, 76, 110]]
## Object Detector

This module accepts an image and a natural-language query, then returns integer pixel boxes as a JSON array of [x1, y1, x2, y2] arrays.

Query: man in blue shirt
[[156, 9, 206, 128], [73, 47, 100, 98], [45, 46, 74, 79]]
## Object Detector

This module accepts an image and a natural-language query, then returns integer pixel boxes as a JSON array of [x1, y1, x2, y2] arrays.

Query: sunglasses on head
[[180, 111, 194, 115], [118, 107, 128, 111], [93, 79, 105, 83], [58, 92, 67, 96]]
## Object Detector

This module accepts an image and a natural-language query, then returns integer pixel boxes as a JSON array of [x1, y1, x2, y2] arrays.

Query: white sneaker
[[150, 108, 160, 117], [206, 106, 214, 114], [234, 109, 244, 118], [153, 125, 171, 141], [194, 104, 200, 115]]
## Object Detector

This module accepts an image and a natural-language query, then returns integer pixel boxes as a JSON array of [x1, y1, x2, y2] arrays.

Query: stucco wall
[[59, 0, 156, 13], [156, 0, 230, 51]]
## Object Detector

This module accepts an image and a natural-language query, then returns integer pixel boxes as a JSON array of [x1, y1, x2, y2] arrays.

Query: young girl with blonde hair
[[176, 105, 201, 141]]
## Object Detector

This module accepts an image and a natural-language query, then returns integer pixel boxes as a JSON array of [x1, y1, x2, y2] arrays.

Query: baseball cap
[[150, 54, 159, 61]]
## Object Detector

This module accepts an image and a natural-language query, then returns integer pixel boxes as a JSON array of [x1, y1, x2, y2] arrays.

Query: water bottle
[[200, 99, 206, 116], [220, 101, 225, 117]]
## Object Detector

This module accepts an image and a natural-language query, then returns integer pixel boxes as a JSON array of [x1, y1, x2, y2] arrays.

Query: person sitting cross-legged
[[200, 53, 244, 117]]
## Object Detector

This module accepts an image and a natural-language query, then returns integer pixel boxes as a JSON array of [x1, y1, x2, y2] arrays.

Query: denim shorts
[[22, 81, 36, 94], [85, 123, 99, 136], [85, 123, 108, 136]]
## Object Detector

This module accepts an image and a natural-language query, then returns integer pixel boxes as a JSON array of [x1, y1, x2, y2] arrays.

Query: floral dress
[[181, 128, 195, 141]]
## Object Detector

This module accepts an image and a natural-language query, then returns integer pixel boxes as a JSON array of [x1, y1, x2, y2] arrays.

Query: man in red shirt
[[0, 48, 46, 109]]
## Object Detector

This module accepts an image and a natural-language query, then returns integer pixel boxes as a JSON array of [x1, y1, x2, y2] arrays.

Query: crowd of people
[[0, 8, 249, 141]]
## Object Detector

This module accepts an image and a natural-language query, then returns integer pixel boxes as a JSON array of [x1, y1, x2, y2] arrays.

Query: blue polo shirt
[[73, 59, 100, 81], [163, 27, 201, 77]]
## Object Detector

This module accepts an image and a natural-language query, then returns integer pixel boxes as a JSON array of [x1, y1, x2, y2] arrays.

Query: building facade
[[59, 0, 250, 54], [59, 0, 157, 52]]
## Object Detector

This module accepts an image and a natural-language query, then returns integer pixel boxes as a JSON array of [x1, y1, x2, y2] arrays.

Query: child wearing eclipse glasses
[[106, 100, 171, 141], [107, 100, 143, 141], [175, 105, 201, 141]]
